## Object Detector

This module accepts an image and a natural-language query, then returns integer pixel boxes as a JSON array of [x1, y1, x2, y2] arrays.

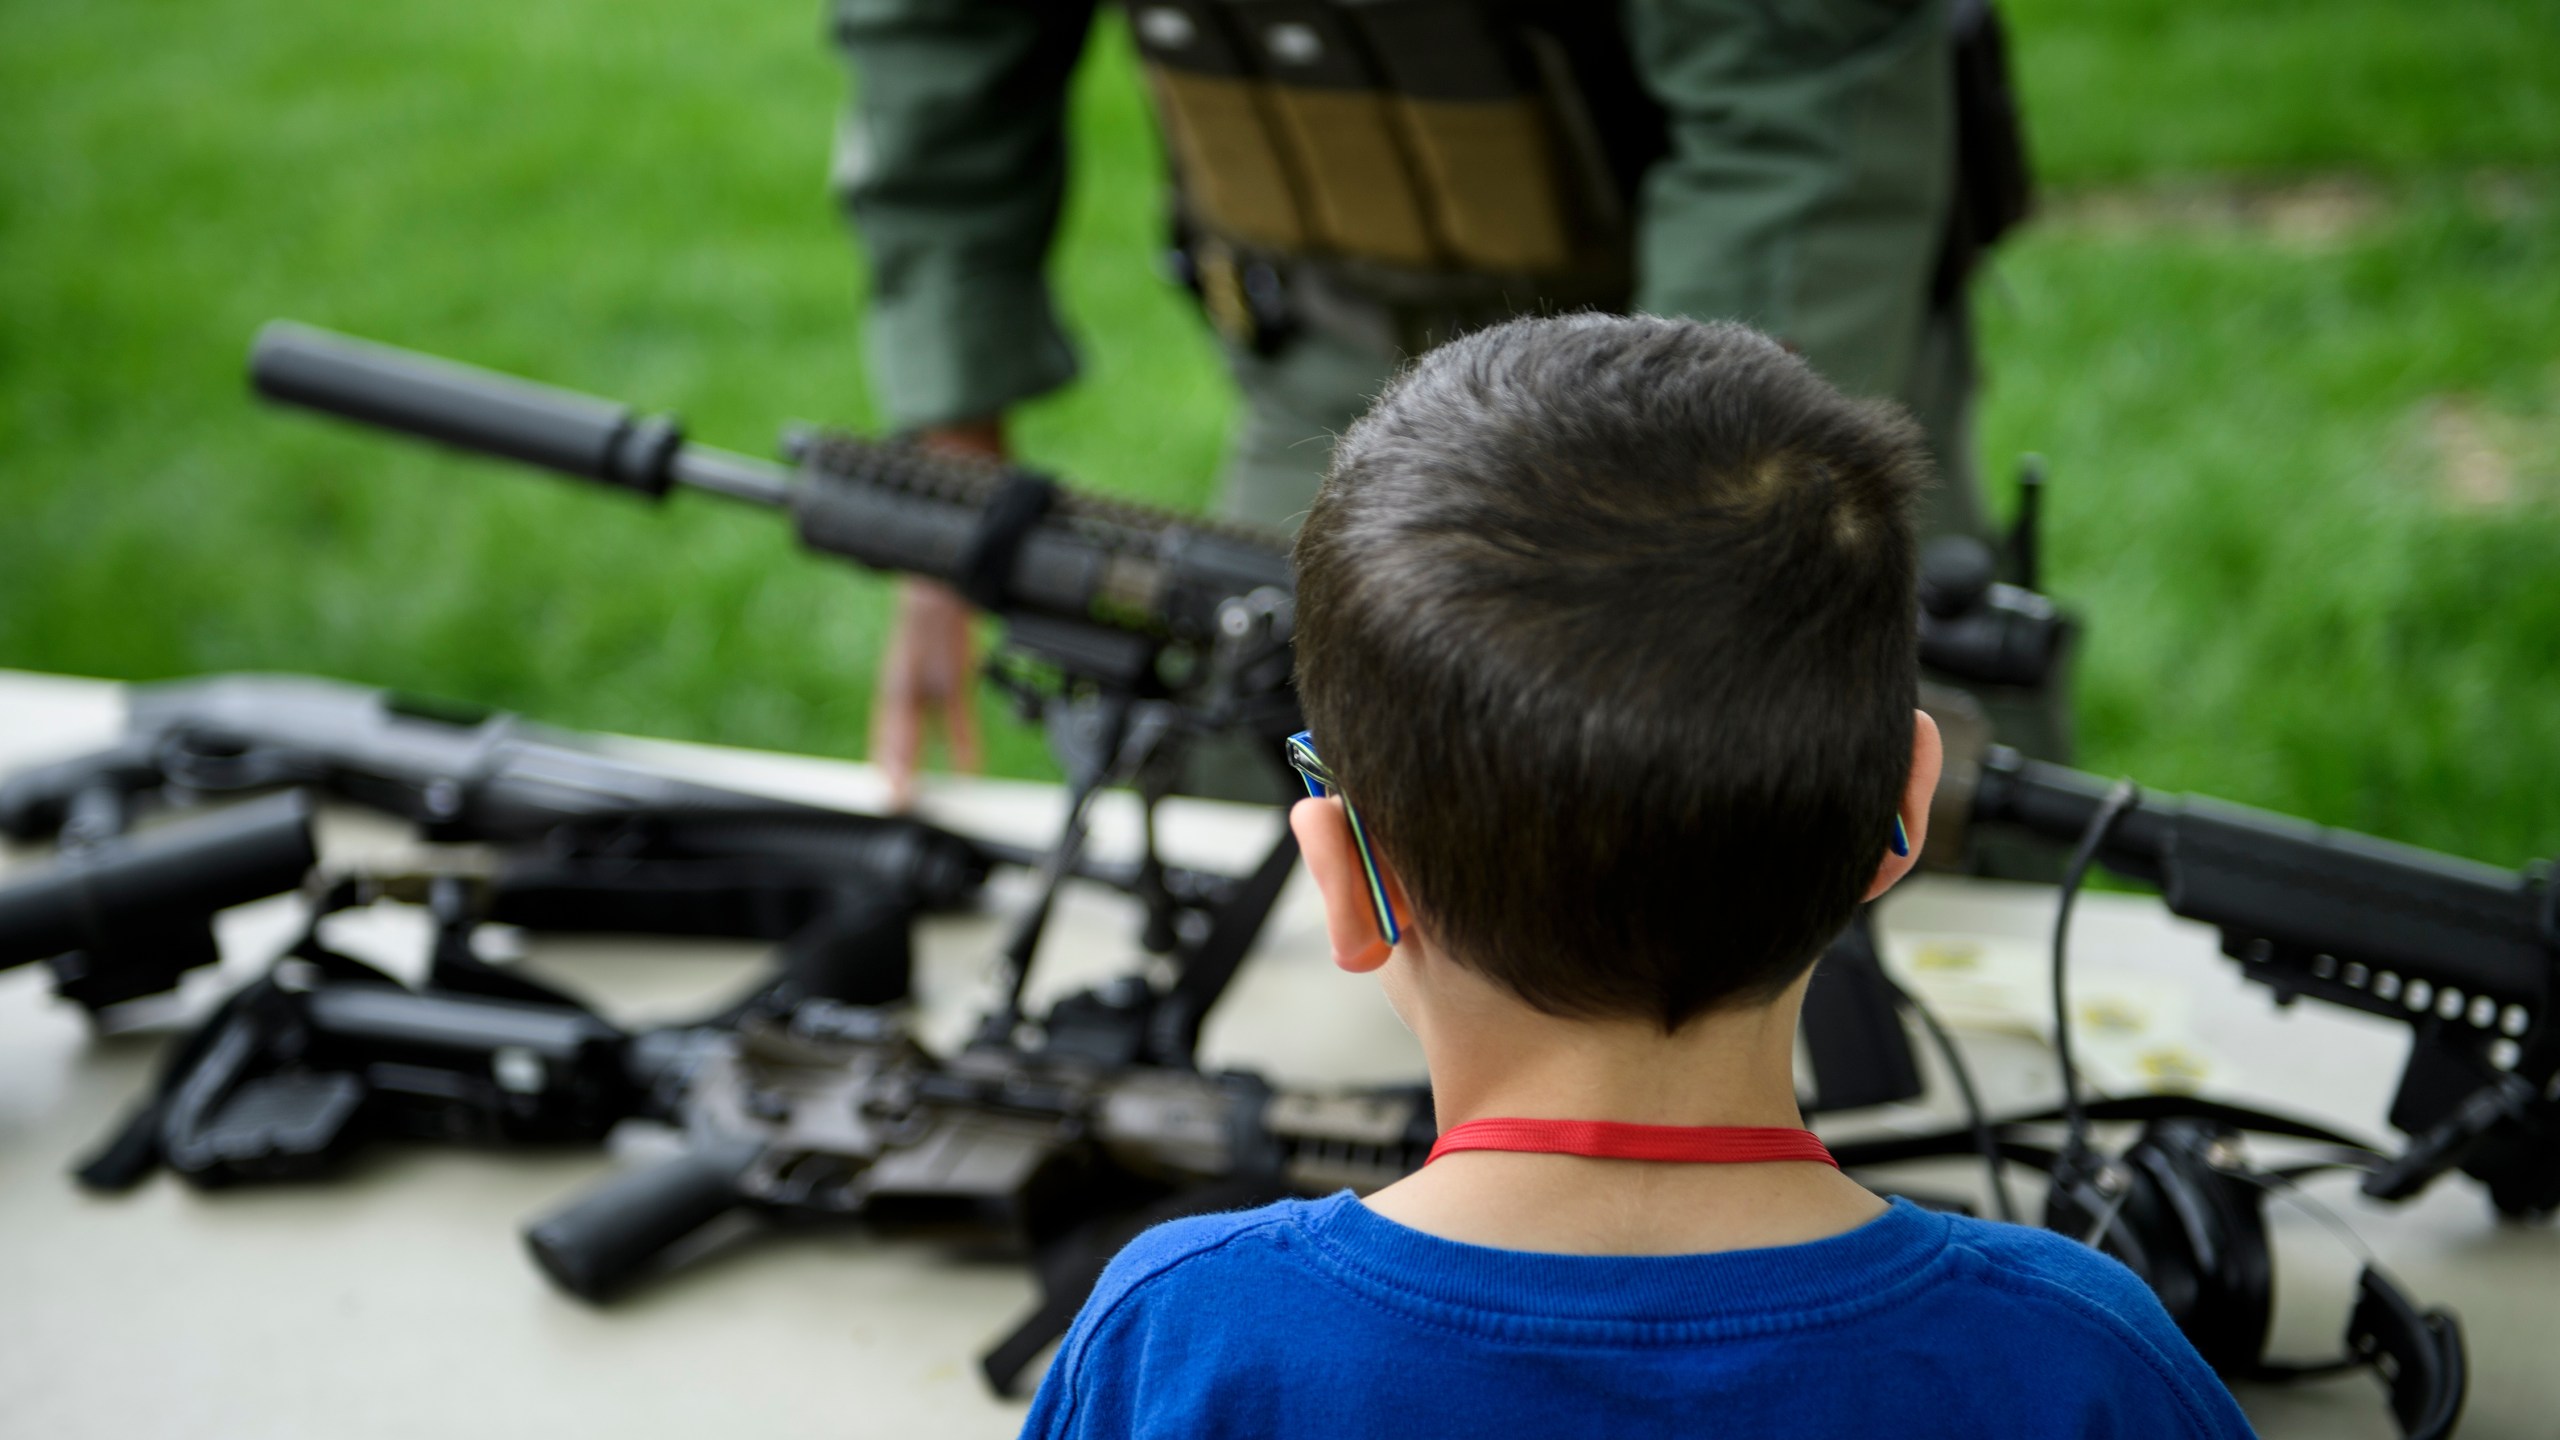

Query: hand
[[868, 420, 1003, 810]]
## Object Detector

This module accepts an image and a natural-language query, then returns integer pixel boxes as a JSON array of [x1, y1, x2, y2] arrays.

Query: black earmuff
[[2036, 1114, 2465, 1440], [2043, 1118, 2275, 1372], [1837, 1097, 2470, 1440]]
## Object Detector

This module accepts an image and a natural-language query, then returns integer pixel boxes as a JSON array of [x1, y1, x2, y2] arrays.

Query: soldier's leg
[[1168, 327, 1400, 801], [1212, 327, 1402, 531], [1626, 0, 1988, 545]]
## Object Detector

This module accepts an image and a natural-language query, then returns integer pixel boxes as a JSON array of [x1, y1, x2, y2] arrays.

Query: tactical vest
[[1126, 0, 2031, 357], [1127, 0, 1665, 352]]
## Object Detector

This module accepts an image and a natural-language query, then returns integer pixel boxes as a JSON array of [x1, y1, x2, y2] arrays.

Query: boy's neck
[[1361, 946, 1887, 1256]]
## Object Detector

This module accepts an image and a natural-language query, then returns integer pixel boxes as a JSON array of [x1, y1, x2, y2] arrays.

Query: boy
[[1020, 315, 2254, 1438]]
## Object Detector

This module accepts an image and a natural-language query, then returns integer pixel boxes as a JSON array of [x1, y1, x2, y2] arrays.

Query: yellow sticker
[[2079, 997, 2148, 1035], [1911, 941, 1982, 972], [2137, 1047, 2210, 1090]]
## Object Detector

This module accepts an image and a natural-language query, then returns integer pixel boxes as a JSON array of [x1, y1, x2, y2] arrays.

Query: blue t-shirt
[[1020, 1193, 2255, 1439]]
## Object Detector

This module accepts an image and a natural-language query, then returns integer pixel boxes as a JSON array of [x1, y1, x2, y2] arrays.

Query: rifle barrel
[[250, 322, 1294, 649]]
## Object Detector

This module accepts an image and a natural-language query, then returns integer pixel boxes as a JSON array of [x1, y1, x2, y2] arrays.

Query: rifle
[[244, 323, 2073, 713], [0, 672, 997, 1014], [65, 849, 939, 1194], [65, 859, 1429, 1396], [73, 951, 639, 1193], [1969, 746, 2560, 1215], [240, 321, 2075, 1056], [0, 673, 841, 844], [523, 989, 1434, 1395]]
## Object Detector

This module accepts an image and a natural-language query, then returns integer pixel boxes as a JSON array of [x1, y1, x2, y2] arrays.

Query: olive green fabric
[[1212, 325, 1398, 528], [1205, 0, 1983, 540], [1630, 0, 1983, 543], [1215, 299, 1986, 543], [832, 0, 1983, 540], [830, 0, 1098, 430], [1629, 0, 1953, 414]]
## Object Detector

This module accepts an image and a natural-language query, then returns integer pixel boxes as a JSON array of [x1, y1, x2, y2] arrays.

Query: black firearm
[[0, 791, 317, 1016], [523, 990, 1434, 1396], [243, 324, 2075, 1032], [70, 861, 1431, 1397], [248, 324, 1336, 1036], [75, 950, 639, 1193], [1969, 747, 2560, 1215], [242, 322, 2072, 763], [0, 671, 969, 855], [247, 323, 1307, 741], [0, 672, 995, 1013], [68, 841, 950, 1194]]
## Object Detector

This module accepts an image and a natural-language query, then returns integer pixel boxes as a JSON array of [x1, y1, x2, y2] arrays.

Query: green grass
[[1980, 176, 2560, 865], [2012, 0, 2560, 181], [3, 0, 2556, 864]]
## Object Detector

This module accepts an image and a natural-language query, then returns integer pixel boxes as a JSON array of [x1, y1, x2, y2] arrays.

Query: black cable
[[2053, 779, 2140, 1165], [1880, 970, 2017, 1222]]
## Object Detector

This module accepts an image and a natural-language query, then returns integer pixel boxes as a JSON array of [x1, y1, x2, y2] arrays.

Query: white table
[[1, 671, 2549, 1439]]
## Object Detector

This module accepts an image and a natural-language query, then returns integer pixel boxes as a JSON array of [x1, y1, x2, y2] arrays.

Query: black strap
[[1828, 1093, 2378, 1172], [2257, 1268, 2466, 1439], [73, 1092, 177, 1192], [424, 875, 596, 1009], [952, 471, 1058, 613]]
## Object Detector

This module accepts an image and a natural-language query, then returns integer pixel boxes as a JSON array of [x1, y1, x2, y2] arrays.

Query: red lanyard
[[1426, 1117, 1838, 1168]]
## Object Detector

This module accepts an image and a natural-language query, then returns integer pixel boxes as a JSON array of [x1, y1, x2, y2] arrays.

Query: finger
[[942, 605, 982, 773], [871, 635, 925, 811], [872, 687, 921, 811], [943, 683, 983, 775]]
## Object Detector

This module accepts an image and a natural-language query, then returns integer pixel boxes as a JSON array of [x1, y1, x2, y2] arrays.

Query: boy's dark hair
[[1293, 314, 1926, 1030]]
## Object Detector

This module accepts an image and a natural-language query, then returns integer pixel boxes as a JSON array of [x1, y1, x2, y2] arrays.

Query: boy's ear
[[1289, 797, 1396, 974], [1863, 709, 1945, 902]]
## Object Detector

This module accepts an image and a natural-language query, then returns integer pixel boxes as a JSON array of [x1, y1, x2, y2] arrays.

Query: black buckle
[[2346, 1265, 2467, 1440]]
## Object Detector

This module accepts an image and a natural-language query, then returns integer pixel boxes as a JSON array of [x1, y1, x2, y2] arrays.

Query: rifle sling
[[954, 472, 1059, 615]]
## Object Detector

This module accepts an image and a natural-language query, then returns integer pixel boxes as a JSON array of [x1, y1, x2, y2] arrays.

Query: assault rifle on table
[[0, 671, 890, 845], [525, 988, 1435, 1395], [69, 862, 1431, 1396], [0, 674, 992, 1019], [0, 668, 1289, 1021]]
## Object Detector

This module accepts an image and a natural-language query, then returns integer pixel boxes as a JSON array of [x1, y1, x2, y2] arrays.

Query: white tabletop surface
[[0, 670, 2550, 1439]]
